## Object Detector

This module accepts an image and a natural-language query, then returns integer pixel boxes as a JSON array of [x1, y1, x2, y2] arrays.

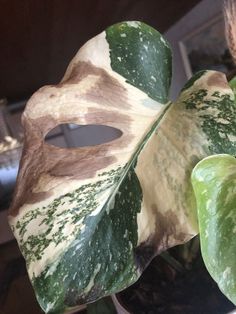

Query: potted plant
[[8, 10, 236, 314], [112, 237, 236, 314]]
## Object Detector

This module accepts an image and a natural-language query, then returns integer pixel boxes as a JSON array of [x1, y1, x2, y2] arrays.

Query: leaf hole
[[45, 124, 123, 148]]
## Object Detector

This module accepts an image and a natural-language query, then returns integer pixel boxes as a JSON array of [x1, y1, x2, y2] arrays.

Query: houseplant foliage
[[192, 154, 236, 305], [9, 21, 236, 314]]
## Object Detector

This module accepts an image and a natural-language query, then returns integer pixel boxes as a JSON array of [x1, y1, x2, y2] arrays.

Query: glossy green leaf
[[106, 21, 172, 103], [229, 76, 236, 96], [192, 154, 236, 305]]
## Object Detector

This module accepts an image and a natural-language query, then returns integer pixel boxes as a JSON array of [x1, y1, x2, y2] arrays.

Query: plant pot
[[110, 249, 235, 314]]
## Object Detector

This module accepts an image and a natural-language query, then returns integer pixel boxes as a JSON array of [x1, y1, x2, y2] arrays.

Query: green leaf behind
[[192, 154, 236, 305]]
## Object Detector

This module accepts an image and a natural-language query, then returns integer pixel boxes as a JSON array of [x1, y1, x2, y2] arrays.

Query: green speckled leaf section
[[32, 166, 142, 314], [229, 76, 236, 96], [181, 80, 236, 155], [142, 70, 236, 231], [106, 21, 172, 104], [15, 167, 123, 266], [192, 154, 236, 305], [25, 107, 170, 314]]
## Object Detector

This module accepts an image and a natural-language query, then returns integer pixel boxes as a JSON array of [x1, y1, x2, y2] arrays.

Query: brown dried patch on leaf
[[9, 61, 134, 216], [207, 72, 228, 89], [224, 0, 236, 64], [134, 205, 189, 271], [60, 61, 129, 109]]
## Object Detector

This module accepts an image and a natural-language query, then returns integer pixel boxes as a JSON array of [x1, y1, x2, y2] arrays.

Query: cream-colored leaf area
[[136, 71, 233, 249]]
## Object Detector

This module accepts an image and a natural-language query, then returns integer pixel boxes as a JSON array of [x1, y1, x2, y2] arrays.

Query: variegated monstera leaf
[[9, 21, 236, 314], [192, 154, 236, 305], [9, 21, 172, 314]]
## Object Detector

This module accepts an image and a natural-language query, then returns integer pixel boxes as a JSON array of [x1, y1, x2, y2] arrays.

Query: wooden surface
[[0, 0, 201, 102]]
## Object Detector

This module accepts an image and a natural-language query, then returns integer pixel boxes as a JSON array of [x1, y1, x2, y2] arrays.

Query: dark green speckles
[[200, 102, 236, 155], [33, 166, 142, 313], [182, 82, 236, 155], [15, 167, 124, 267], [183, 89, 207, 110], [16, 207, 41, 237], [106, 21, 172, 104]]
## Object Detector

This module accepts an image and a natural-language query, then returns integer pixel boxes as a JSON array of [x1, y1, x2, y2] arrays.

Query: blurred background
[[0, 0, 235, 313]]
